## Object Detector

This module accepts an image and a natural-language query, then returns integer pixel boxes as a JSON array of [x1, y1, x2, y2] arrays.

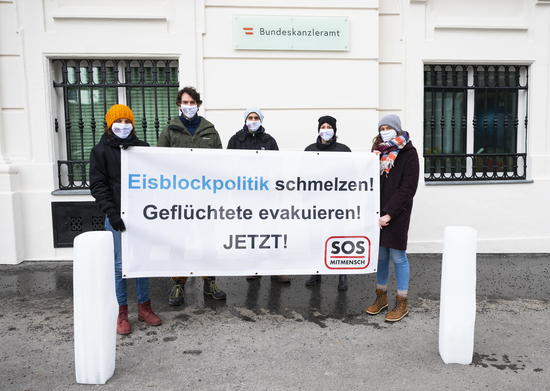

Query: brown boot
[[117, 305, 131, 335], [366, 289, 388, 315], [137, 300, 162, 326], [385, 295, 409, 322]]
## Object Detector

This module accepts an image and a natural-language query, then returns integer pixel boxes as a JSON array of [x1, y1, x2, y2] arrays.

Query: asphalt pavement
[[0, 253, 548, 390]]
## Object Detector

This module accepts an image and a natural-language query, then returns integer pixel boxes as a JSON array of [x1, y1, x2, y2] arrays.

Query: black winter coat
[[227, 126, 279, 150], [89, 133, 149, 220], [379, 141, 419, 251], [304, 136, 351, 152]]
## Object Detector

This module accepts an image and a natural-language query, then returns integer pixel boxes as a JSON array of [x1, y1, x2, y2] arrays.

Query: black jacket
[[304, 136, 351, 152], [89, 133, 149, 220], [379, 141, 419, 251], [227, 125, 279, 150]]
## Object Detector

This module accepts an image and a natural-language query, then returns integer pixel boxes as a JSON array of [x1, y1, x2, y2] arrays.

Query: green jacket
[[157, 116, 222, 149]]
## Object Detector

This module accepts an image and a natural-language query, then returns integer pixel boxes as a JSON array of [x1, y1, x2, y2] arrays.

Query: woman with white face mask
[[304, 115, 351, 152], [304, 115, 351, 291], [90, 104, 162, 335], [366, 114, 419, 322]]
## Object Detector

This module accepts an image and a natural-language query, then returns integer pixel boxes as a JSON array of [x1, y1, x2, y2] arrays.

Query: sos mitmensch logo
[[324, 236, 370, 270]]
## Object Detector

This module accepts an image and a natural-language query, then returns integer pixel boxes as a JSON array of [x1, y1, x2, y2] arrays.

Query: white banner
[[121, 148, 379, 278]]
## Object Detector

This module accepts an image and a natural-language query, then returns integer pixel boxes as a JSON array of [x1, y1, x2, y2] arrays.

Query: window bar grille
[[76, 62, 86, 163], [87, 62, 98, 147], [424, 64, 528, 182], [139, 61, 148, 142], [450, 66, 457, 178], [54, 59, 179, 190], [528, 69, 529, 155], [493, 67, 498, 156], [461, 66, 468, 178], [165, 63, 173, 125], [440, 68, 446, 159], [152, 61, 160, 140], [429, 65, 436, 164], [100, 60, 108, 129]]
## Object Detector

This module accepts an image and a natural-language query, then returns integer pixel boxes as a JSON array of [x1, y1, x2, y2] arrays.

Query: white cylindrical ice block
[[73, 231, 118, 384], [439, 226, 477, 365]]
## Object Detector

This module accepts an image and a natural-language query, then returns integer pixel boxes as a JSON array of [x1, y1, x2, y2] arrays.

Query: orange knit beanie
[[105, 104, 135, 128]]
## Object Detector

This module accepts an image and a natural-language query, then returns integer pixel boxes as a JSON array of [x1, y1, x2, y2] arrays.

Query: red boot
[[117, 305, 131, 335], [137, 300, 162, 326]]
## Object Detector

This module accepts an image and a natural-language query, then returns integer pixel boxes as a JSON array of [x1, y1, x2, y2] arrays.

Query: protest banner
[[121, 148, 380, 277]]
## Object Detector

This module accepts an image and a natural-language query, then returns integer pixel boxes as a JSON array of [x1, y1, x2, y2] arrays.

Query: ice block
[[439, 226, 477, 365], [73, 231, 118, 384]]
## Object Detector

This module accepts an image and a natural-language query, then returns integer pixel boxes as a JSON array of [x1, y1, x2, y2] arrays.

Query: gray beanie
[[244, 107, 264, 123], [378, 114, 402, 133]]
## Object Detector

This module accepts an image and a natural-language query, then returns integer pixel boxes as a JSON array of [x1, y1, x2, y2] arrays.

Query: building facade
[[1, 0, 549, 264]]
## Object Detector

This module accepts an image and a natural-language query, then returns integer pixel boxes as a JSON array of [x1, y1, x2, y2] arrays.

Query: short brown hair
[[176, 86, 203, 106]]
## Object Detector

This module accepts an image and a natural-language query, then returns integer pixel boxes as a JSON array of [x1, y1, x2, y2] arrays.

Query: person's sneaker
[[385, 295, 408, 322], [168, 281, 185, 306], [203, 278, 227, 300], [271, 275, 291, 283]]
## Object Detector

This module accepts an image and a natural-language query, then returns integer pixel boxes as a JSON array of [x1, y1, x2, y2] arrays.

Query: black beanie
[[318, 115, 337, 134]]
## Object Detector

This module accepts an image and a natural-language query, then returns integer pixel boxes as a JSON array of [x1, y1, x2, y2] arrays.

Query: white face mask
[[112, 123, 133, 139], [246, 120, 261, 132], [319, 128, 334, 141], [181, 104, 198, 119], [380, 129, 397, 142]]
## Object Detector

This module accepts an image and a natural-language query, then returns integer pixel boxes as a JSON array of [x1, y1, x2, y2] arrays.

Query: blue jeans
[[105, 217, 150, 305], [377, 247, 410, 291]]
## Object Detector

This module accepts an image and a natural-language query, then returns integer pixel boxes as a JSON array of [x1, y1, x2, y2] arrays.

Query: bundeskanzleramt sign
[[232, 15, 350, 51], [120, 148, 379, 278]]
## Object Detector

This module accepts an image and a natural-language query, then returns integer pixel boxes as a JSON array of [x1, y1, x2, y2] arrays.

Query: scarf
[[110, 134, 136, 150], [375, 131, 410, 175], [315, 135, 336, 150]]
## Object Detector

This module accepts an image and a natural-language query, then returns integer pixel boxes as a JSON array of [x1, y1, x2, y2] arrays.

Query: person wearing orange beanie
[[90, 104, 162, 335]]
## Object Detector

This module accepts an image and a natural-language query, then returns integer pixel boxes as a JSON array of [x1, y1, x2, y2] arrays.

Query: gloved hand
[[108, 213, 126, 232]]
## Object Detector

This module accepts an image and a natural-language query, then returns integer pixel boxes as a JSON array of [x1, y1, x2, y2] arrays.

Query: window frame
[[52, 59, 180, 191], [423, 64, 529, 183]]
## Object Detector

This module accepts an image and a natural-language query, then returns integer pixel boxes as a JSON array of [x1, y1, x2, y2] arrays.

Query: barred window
[[423, 64, 528, 182], [53, 59, 179, 190]]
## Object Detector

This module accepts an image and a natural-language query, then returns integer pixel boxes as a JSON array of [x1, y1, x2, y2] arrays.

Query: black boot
[[338, 274, 348, 291], [203, 277, 227, 300], [168, 280, 185, 306], [305, 275, 321, 286]]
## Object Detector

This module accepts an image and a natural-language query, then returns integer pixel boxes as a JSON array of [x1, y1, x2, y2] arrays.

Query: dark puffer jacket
[[304, 136, 351, 152], [378, 141, 419, 251], [89, 133, 149, 220], [227, 125, 279, 150]]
